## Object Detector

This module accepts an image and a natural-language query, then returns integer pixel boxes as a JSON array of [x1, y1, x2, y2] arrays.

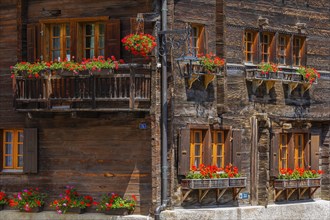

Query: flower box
[[274, 179, 298, 188], [308, 178, 321, 187], [181, 178, 229, 189], [0, 204, 4, 211], [298, 179, 309, 187], [67, 207, 86, 214], [104, 208, 131, 215], [229, 177, 247, 187], [19, 205, 44, 213]]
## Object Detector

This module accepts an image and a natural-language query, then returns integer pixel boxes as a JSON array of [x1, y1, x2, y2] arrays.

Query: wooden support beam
[[204, 74, 215, 89], [188, 74, 199, 89], [274, 189, 285, 201], [265, 80, 275, 94], [182, 189, 193, 201], [310, 186, 320, 198], [287, 82, 298, 96], [298, 188, 309, 199], [301, 83, 312, 96], [287, 188, 297, 200], [232, 187, 243, 200], [198, 189, 210, 203], [252, 79, 263, 94], [216, 188, 227, 202]]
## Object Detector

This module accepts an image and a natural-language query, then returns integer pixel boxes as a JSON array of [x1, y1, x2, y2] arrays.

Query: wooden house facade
[[0, 0, 329, 216]]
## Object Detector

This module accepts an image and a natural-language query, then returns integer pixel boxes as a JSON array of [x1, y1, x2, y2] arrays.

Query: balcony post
[[129, 66, 135, 109]]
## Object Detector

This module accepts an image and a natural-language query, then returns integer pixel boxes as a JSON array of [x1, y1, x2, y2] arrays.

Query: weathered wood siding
[[0, 113, 152, 213], [0, 0, 157, 214]]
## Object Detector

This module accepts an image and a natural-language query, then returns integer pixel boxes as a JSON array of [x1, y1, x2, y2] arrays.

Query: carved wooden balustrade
[[13, 64, 151, 112]]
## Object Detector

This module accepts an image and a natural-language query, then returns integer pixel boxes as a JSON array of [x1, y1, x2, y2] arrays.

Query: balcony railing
[[13, 64, 151, 112]]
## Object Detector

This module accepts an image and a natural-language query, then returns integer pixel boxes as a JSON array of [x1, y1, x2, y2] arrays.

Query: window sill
[[0, 169, 24, 174]]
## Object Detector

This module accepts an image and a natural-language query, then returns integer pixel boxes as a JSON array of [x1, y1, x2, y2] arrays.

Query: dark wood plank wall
[[0, 0, 155, 214], [221, 0, 330, 203], [0, 113, 152, 214]]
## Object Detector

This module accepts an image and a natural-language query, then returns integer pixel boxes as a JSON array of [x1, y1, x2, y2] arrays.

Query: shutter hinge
[[40, 31, 44, 36]]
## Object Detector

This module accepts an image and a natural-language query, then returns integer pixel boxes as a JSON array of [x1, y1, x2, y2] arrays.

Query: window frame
[[244, 30, 257, 63], [190, 24, 206, 56], [212, 130, 225, 168], [279, 133, 288, 170], [3, 129, 23, 170], [261, 33, 271, 63], [81, 22, 105, 59], [190, 130, 203, 168], [293, 36, 305, 66], [294, 133, 305, 168], [277, 35, 290, 65], [48, 23, 71, 61]]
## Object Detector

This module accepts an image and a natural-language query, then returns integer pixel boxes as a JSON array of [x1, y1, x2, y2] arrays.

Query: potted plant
[[275, 167, 323, 188], [81, 56, 122, 75], [9, 188, 47, 212], [50, 186, 93, 214], [198, 53, 225, 75], [95, 193, 136, 215], [121, 33, 157, 57], [258, 62, 280, 79], [0, 192, 9, 210], [297, 66, 320, 84], [11, 62, 46, 78]]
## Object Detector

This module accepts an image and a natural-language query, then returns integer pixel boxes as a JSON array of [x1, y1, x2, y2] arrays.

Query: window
[[190, 24, 206, 56], [27, 17, 120, 62], [271, 131, 318, 177], [277, 35, 289, 65], [178, 126, 242, 176], [82, 22, 105, 59], [293, 37, 304, 66], [244, 31, 257, 62], [279, 133, 288, 169], [48, 23, 70, 61], [212, 131, 224, 168], [2, 130, 23, 170], [190, 130, 203, 168], [294, 134, 305, 168], [261, 33, 271, 62]]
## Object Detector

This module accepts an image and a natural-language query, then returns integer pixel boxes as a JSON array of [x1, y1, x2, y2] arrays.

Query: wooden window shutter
[[301, 38, 307, 66], [270, 33, 277, 63], [105, 19, 121, 59], [70, 22, 77, 61], [288, 133, 295, 169], [198, 26, 208, 55], [253, 32, 259, 64], [270, 132, 280, 177], [232, 129, 242, 171], [27, 23, 41, 62], [178, 128, 190, 175], [130, 18, 144, 34], [0, 129, 3, 170], [303, 133, 310, 168], [23, 128, 38, 174], [310, 133, 320, 170], [287, 35, 293, 66], [224, 130, 231, 166]]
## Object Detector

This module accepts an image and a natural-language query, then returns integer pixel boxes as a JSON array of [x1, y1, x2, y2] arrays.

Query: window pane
[[194, 158, 200, 167], [18, 144, 23, 154], [99, 36, 104, 48], [195, 145, 200, 156], [18, 131, 24, 142], [18, 156, 23, 167], [85, 24, 94, 35], [280, 148, 286, 159], [217, 159, 221, 168], [52, 50, 60, 61], [247, 53, 252, 62], [99, 23, 105, 35], [99, 49, 104, 56], [217, 145, 222, 156], [66, 37, 70, 48], [85, 37, 95, 48], [281, 160, 286, 168], [53, 38, 60, 49], [53, 25, 60, 37], [66, 24, 70, 36], [5, 132, 13, 142], [195, 132, 200, 143], [279, 57, 285, 64], [217, 133, 222, 143], [5, 144, 12, 154], [5, 156, 12, 167]]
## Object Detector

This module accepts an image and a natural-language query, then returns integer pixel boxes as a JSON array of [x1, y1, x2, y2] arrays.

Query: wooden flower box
[[181, 178, 229, 189], [308, 178, 321, 187], [274, 179, 298, 188], [298, 179, 309, 187], [104, 208, 131, 215], [229, 177, 247, 187]]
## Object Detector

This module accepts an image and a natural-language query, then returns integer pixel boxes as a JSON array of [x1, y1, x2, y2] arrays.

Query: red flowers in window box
[[297, 66, 320, 84], [186, 163, 241, 179], [95, 193, 136, 213], [50, 185, 93, 214], [278, 167, 323, 179], [121, 33, 156, 57], [9, 188, 47, 212]]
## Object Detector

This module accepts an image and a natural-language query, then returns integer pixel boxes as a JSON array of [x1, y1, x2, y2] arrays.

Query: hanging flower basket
[[121, 33, 157, 57]]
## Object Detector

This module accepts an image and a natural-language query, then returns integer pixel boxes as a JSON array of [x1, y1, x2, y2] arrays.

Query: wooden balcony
[[13, 64, 151, 112]]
